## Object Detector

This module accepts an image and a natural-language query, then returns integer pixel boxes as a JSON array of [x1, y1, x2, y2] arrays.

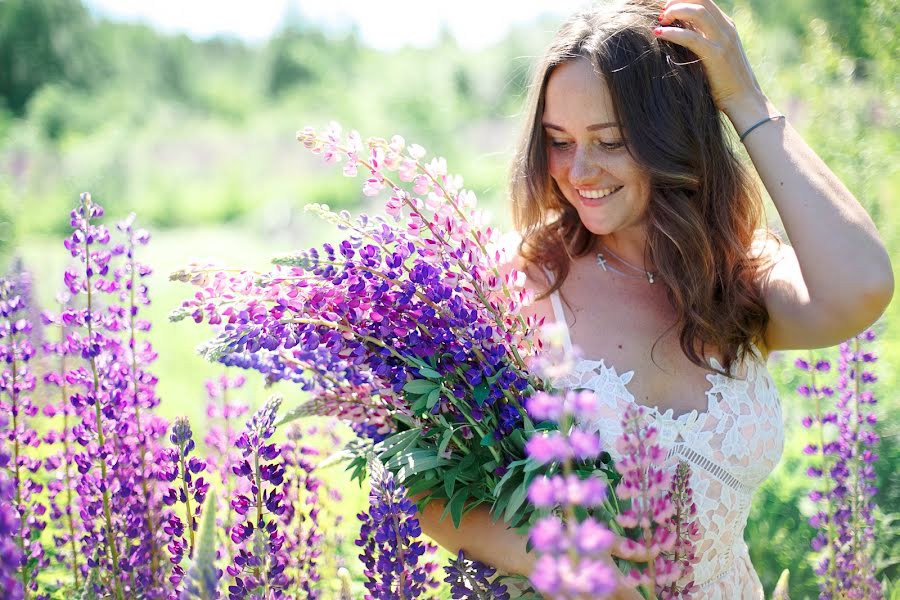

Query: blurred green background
[[1, 0, 897, 597]]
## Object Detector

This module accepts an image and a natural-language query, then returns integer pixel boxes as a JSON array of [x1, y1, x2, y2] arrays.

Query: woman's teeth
[[579, 186, 622, 199]]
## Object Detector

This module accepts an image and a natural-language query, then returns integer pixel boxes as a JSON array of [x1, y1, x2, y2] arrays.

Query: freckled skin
[[543, 58, 653, 247]]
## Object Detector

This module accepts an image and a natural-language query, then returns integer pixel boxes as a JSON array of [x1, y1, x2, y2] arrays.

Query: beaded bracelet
[[738, 115, 785, 142]]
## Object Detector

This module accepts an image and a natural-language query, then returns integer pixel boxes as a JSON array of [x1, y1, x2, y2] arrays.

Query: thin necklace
[[596, 242, 658, 284]]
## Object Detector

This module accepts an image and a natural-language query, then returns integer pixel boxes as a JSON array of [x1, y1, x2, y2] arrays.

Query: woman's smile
[[576, 185, 624, 205]]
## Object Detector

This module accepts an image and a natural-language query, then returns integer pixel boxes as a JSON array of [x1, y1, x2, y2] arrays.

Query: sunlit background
[[1, 0, 897, 597]]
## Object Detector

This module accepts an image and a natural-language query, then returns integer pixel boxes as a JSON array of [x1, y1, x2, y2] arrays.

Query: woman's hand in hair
[[654, 0, 768, 122]]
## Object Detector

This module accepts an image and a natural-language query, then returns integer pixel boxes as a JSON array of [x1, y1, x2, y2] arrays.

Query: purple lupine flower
[[162, 417, 209, 592], [0, 274, 48, 596], [829, 332, 881, 598], [657, 460, 698, 599], [113, 212, 169, 593], [171, 127, 550, 527], [356, 457, 439, 599], [280, 425, 325, 598], [0, 413, 24, 600], [525, 388, 617, 599], [40, 297, 88, 588], [614, 405, 680, 591], [61, 193, 157, 599], [226, 395, 292, 599], [203, 372, 250, 565], [443, 550, 509, 600], [799, 349, 840, 595]]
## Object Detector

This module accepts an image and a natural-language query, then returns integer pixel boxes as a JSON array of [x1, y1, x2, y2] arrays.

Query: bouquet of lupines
[[171, 124, 553, 528], [170, 125, 701, 582]]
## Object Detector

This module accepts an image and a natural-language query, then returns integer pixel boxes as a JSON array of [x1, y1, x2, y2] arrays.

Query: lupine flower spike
[[356, 455, 440, 599], [0, 414, 25, 600], [525, 389, 618, 599], [227, 395, 292, 598], [614, 405, 680, 593], [0, 275, 46, 598], [162, 417, 209, 591], [443, 550, 510, 600]]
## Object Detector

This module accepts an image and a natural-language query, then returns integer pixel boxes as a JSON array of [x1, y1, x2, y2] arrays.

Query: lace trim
[[669, 443, 755, 496], [695, 553, 734, 588]]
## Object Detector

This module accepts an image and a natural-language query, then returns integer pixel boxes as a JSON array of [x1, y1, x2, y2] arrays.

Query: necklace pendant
[[596, 252, 608, 271], [647, 271, 654, 284]]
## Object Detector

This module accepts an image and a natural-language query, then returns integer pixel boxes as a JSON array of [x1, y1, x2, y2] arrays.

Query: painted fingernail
[[653, 27, 664, 36]]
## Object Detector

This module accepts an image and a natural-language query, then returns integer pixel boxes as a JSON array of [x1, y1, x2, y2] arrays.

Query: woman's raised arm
[[656, 0, 893, 350]]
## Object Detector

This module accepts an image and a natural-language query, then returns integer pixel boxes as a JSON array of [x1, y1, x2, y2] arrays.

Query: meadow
[[1, 0, 897, 597]]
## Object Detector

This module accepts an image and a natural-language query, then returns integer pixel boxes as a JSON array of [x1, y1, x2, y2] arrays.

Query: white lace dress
[[548, 290, 784, 599]]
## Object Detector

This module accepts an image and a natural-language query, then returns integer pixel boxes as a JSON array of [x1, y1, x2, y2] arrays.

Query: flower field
[[0, 127, 893, 599]]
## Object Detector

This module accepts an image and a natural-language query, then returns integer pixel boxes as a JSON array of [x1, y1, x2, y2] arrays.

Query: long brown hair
[[510, 0, 773, 373]]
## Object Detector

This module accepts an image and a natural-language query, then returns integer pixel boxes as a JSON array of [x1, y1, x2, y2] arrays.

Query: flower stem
[[809, 350, 836, 595], [127, 254, 161, 584], [9, 341, 31, 600], [83, 223, 125, 600], [57, 328, 81, 588]]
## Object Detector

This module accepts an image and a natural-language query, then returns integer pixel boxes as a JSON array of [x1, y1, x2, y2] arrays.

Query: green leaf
[[473, 382, 489, 405], [524, 458, 544, 473], [404, 379, 439, 394], [385, 449, 448, 481], [410, 395, 428, 414], [480, 432, 495, 447], [181, 495, 219, 599], [444, 468, 458, 498], [486, 366, 507, 384], [493, 460, 527, 495], [504, 478, 530, 522], [438, 429, 453, 456], [441, 486, 470, 528], [426, 387, 441, 410], [491, 494, 510, 523], [418, 367, 442, 380], [376, 429, 422, 463]]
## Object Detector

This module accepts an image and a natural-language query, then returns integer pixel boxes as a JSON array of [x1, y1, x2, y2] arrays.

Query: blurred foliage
[[2, 0, 898, 597]]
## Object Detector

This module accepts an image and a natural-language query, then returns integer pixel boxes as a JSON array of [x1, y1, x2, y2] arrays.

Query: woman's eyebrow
[[542, 122, 619, 131]]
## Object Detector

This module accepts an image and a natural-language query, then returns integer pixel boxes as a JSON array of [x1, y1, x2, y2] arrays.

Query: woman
[[418, 0, 893, 597]]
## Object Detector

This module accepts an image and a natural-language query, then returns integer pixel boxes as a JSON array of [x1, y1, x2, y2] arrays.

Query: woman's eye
[[598, 140, 624, 150], [549, 139, 572, 149]]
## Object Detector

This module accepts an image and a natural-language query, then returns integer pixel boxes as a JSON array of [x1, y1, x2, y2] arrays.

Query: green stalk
[[178, 448, 197, 555], [253, 448, 267, 592]]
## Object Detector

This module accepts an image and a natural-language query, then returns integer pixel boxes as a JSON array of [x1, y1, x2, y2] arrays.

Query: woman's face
[[543, 57, 652, 238]]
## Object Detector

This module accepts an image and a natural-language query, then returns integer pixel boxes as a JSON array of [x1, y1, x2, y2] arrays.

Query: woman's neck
[[597, 229, 655, 272]]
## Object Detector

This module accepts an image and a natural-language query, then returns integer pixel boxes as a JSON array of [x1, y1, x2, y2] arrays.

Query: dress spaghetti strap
[[545, 275, 575, 355]]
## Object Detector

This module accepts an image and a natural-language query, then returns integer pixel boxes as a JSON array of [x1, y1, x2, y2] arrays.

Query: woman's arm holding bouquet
[[656, 0, 894, 351], [417, 497, 646, 599]]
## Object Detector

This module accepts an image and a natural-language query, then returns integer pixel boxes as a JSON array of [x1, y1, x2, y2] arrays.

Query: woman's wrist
[[722, 91, 777, 137]]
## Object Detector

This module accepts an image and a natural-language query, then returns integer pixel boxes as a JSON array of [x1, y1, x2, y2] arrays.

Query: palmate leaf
[[385, 448, 449, 481], [180, 494, 220, 600]]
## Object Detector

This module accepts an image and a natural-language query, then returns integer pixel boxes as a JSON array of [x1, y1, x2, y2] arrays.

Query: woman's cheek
[[547, 149, 570, 183]]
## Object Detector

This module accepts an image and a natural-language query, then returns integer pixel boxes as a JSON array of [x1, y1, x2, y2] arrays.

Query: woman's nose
[[569, 147, 602, 184]]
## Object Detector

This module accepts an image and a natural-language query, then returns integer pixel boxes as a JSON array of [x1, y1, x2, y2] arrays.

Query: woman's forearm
[[417, 498, 645, 599], [727, 95, 894, 319], [417, 497, 536, 576]]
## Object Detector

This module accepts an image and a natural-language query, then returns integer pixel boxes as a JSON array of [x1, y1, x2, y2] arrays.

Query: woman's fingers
[[653, 25, 715, 58], [659, 3, 723, 41], [610, 535, 653, 562]]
